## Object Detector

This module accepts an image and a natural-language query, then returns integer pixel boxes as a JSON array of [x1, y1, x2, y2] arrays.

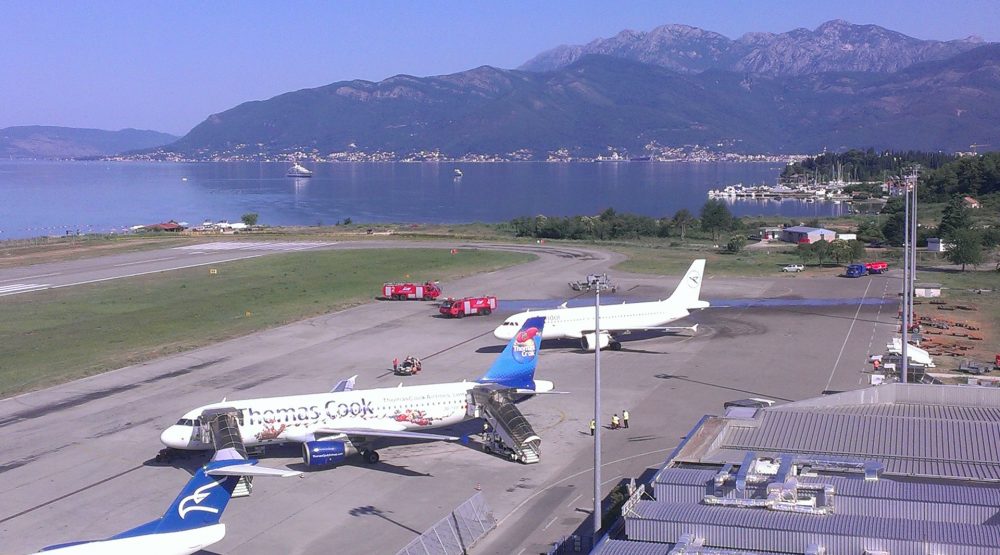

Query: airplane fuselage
[[32, 524, 225, 555], [162, 382, 475, 450], [494, 301, 689, 341]]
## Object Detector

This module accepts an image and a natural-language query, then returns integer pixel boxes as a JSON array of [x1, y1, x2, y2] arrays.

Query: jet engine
[[302, 440, 356, 466], [581, 332, 620, 351]]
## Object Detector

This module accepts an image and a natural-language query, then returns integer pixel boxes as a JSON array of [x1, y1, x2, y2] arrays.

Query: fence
[[396, 492, 497, 555]]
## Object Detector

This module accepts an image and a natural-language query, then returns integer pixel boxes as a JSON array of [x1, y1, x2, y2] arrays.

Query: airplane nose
[[159, 426, 189, 449], [493, 325, 511, 340]]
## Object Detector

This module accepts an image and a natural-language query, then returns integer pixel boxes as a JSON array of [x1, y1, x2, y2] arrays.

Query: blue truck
[[845, 264, 867, 278]]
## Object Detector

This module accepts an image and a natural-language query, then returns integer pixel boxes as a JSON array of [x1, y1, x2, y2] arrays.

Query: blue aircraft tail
[[110, 459, 245, 539], [477, 316, 545, 390]]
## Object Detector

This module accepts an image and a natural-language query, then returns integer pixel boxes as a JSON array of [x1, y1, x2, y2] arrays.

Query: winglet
[[331, 375, 358, 393]]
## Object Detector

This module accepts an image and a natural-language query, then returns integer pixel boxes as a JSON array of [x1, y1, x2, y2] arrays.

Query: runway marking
[[542, 516, 559, 531], [495, 445, 676, 528], [46, 253, 269, 291], [566, 493, 583, 507], [0, 283, 50, 297], [0, 272, 60, 283], [113, 256, 178, 267], [173, 241, 333, 252], [824, 278, 873, 393]]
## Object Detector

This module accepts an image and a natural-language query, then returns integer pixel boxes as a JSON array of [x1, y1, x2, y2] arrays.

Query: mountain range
[[0, 126, 178, 159], [520, 19, 986, 75], [28, 20, 1000, 159]]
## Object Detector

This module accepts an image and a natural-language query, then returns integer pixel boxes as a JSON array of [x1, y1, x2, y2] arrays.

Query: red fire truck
[[439, 296, 498, 318], [382, 281, 442, 301], [865, 261, 889, 274]]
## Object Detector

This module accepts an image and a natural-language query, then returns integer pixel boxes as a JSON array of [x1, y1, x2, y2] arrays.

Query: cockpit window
[[175, 418, 195, 427]]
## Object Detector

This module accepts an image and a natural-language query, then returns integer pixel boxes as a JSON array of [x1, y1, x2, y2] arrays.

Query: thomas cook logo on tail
[[178, 480, 222, 519], [512, 326, 539, 363]]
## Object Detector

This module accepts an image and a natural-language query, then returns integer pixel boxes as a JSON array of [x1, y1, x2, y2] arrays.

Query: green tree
[[726, 235, 747, 253], [700, 200, 733, 243], [848, 240, 867, 263], [829, 239, 852, 264], [796, 243, 814, 265], [938, 196, 973, 240], [812, 239, 832, 266], [672, 209, 696, 241], [241, 212, 259, 226], [947, 229, 984, 271]]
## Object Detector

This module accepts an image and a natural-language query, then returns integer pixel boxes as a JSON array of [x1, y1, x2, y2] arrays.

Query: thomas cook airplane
[[494, 260, 708, 351], [160, 317, 550, 466]]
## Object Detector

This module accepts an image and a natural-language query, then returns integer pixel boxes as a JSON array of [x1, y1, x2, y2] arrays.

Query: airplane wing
[[315, 427, 460, 442]]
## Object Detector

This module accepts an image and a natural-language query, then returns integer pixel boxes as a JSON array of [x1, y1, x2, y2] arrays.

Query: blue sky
[[2, 0, 997, 136]]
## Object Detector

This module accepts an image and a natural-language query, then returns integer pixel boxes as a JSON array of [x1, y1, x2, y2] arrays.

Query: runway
[[0, 242, 899, 554]]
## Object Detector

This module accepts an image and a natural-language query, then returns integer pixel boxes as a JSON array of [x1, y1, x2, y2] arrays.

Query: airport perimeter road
[[0, 247, 898, 555]]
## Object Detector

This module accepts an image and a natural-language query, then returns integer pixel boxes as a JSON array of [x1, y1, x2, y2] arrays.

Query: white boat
[[453, 168, 463, 177], [287, 162, 313, 178]]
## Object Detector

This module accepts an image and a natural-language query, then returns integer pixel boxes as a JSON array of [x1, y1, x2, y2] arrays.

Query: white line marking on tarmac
[[0, 283, 50, 296], [566, 493, 582, 508], [824, 278, 873, 392], [113, 256, 178, 267], [47, 253, 267, 291], [0, 272, 60, 283], [495, 446, 676, 528], [542, 516, 559, 531]]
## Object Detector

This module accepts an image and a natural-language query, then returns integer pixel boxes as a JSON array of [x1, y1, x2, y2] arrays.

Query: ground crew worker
[[393, 357, 399, 371], [873, 358, 881, 371], [622, 409, 630, 429], [611, 413, 620, 429], [483, 420, 490, 435], [590, 419, 596, 436]]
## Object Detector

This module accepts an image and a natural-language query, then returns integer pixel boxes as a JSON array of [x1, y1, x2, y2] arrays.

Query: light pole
[[901, 175, 910, 384], [593, 283, 603, 536]]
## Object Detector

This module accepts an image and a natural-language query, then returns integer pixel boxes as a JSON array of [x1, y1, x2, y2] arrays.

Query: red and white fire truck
[[382, 281, 442, 301], [439, 296, 498, 318], [865, 261, 889, 274]]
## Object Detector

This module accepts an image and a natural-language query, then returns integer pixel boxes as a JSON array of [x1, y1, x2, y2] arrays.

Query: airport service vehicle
[[161, 317, 553, 467], [393, 356, 422, 376], [495, 260, 708, 351], [31, 451, 298, 555], [781, 264, 804, 273], [382, 281, 442, 300], [440, 296, 497, 318], [569, 273, 617, 292], [865, 261, 889, 274], [846, 264, 867, 278]]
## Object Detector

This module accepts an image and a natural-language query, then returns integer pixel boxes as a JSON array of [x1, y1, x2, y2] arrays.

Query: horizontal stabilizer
[[207, 464, 301, 478]]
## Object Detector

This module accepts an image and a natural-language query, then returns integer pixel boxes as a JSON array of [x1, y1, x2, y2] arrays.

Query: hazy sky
[[2, 0, 997, 136]]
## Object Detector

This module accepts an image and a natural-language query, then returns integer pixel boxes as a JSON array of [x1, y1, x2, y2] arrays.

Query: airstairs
[[469, 387, 541, 464], [199, 407, 253, 497]]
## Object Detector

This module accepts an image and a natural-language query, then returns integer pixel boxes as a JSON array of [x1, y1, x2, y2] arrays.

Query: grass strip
[[0, 248, 532, 397]]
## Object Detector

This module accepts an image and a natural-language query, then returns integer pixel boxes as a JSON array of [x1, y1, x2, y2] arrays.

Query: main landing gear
[[361, 449, 381, 464]]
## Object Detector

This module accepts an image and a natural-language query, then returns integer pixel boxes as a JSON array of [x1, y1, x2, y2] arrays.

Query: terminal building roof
[[593, 384, 1000, 555]]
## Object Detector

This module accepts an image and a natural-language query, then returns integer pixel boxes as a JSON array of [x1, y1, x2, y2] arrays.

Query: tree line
[[782, 149, 957, 183], [504, 201, 742, 243]]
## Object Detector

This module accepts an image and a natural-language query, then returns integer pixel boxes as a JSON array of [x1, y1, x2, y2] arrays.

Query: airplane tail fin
[[477, 316, 546, 390], [143, 460, 245, 535], [666, 259, 709, 309]]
